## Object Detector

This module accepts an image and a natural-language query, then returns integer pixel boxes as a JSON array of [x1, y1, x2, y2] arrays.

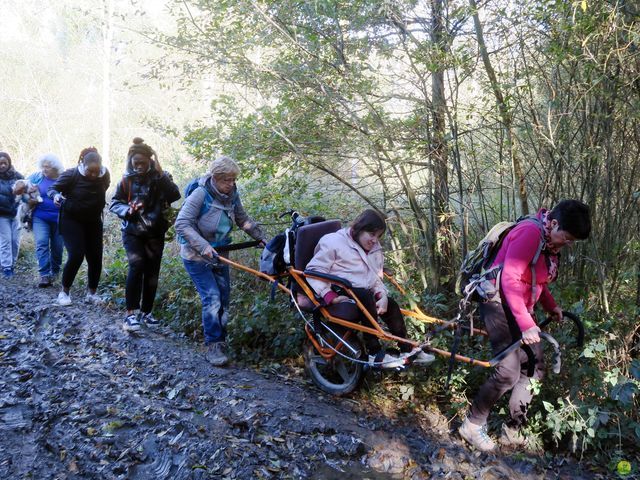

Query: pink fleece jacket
[[492, 210, 558, 332], [305, 228, 387, 302]]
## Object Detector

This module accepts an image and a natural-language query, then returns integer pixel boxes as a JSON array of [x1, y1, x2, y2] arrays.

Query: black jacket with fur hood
[[109, 159, 180, 237]]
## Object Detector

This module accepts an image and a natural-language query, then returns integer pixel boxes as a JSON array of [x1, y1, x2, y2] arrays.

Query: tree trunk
[[102, 0, 114, 168], [431, 0, 454, 289], [469, 0, 529, 216]]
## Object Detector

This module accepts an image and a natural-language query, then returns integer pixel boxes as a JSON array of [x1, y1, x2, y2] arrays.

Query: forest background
[[1, 0, 639, 469]]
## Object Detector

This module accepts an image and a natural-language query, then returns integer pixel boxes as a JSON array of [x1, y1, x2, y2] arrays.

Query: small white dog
[[13, 179, 43, 228]]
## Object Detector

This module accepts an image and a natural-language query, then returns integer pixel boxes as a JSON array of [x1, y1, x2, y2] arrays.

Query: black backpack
[[259, 214, 326, 275]]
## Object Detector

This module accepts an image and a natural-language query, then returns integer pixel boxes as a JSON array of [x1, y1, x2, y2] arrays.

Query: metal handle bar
[[488, 310, 583, 373], [538, 310, 584, 348], [488, 332, 561, 374]]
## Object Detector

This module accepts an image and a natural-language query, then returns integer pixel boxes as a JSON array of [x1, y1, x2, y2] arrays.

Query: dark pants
[[468, 301, 545, 428], [59, 216, 103, 290], [123, 233, 165, 313], [345, 288, 410, 355]]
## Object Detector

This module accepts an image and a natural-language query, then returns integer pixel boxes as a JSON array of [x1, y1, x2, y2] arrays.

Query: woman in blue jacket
[[23, 154, 66, 287]]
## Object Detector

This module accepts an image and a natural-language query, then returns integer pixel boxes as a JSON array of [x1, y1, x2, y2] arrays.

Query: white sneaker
[[368, 352, 405, 369], [85, 292, 103, 304], [122, 313, 141, 333], [140, 312, 160, 328], [404, 348, 436, 365], [56, 291, 72, 306], [459, 418, 496, 452]]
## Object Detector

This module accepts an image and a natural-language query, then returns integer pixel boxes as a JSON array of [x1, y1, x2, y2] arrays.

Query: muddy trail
[[1, 273, 599, 479]]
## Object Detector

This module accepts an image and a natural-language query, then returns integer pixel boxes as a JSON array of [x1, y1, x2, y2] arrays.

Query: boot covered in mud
[[499, 424, 527, 448], [205, 342, 228, 366], [458, 418, 496, 452]]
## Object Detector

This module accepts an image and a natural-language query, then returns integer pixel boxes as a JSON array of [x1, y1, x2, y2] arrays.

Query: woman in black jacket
[[0, 152, 24, 278], [49, 147, 110, 306], [110, 138, 180, 332]]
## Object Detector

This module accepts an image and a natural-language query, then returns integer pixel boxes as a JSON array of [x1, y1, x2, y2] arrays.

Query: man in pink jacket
[[459, 200, 591, 452]]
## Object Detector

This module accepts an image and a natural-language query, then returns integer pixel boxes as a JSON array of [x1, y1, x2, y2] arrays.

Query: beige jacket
[[305, 227, 387, 299]]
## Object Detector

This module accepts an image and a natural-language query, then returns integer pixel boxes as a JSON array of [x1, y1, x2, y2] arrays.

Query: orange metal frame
[[216, 255, 492, 368]]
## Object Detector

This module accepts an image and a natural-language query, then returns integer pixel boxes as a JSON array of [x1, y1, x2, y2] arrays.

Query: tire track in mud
[[0, 276, 597, 479]]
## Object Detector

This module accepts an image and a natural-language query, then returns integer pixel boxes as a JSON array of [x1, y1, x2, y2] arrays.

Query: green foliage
[[228, 290, 303, 362], [144, 0, 640, 465]]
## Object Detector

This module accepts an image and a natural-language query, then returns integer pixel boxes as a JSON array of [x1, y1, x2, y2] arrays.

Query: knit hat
[[0, 152, 12, 165], [127, 137, 155, 160]]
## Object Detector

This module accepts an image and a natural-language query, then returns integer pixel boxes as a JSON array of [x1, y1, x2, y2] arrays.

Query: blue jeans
[[0, 215, 20, 270], [32, 216, 64, 277], [183, 258, 230, 344]]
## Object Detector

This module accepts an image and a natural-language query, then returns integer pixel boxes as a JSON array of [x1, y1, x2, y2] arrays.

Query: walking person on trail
[[458, 200, 591, 452], [109, 137, 181, 333], [48, 147, 110, 306], [17, 154, 65, 288], [0, 152, 24, 279], [305, 208, 436, 369], [175, 155, 266, 367]]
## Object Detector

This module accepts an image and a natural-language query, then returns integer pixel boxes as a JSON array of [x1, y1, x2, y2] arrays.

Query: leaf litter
[[0, 277, 602, 479]]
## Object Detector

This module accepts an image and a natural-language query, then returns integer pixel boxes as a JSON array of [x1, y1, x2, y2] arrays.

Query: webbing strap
[[215, 240, 262, 252], [529, 221, 545, 304], [270, 279, 279, 301], [445, 324, 463, 388]]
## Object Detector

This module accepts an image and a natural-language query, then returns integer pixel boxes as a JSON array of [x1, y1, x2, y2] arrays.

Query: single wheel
[[303, 333, 365, 396]]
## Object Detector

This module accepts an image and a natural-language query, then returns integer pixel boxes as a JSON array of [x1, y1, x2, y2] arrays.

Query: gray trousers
[[0, 215, 20, 269], [468, 301, 544, 428]]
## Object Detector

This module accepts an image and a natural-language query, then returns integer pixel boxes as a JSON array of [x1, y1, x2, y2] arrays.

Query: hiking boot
[[3, 268, 14, 279], [85, 292, 104, 304], [205, 342, 229, 366], [499, 424, 527, 448], [368, 352, 405, 369], [404, 348, 436, 366], [38, 276, 52, 288], [459, 418, 496, 452], [56, 291, 72, 306], [122, 313, 141, 333], [141, 312, 160, 328]]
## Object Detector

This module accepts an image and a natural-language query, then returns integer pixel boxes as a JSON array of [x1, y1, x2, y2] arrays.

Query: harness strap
[[214, 240, 261, 252], [445, 324, 463, 388], [270, 279, 279, 301]]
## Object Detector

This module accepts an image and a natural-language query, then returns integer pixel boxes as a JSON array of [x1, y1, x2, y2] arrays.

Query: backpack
[[184, 176, 202, 199], [456, 215, 545, 303], [183, 176, 214, 218], [176, 177, 235, 246], [259, 214, 326, 275], [259, 233, 287, 275]]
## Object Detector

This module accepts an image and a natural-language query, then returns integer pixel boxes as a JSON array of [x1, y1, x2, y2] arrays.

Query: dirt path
[[1, 274, 597, 479]]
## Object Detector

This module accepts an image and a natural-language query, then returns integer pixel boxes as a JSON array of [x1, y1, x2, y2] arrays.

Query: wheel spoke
[[310, 355, 328, 366], [336, 362, 351, 382]]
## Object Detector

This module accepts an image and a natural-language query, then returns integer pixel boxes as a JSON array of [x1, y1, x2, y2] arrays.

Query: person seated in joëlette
[[305, 208, 435, 369]]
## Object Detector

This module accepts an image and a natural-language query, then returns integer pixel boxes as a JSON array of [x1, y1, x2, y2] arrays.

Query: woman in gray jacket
[[175, 155, 265, 366]]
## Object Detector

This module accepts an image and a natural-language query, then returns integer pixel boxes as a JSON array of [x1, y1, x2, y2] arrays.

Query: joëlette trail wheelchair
[[211, 215, 584, 396]]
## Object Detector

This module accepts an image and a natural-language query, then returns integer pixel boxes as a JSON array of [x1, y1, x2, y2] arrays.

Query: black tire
[[303, 334, 365, 396]]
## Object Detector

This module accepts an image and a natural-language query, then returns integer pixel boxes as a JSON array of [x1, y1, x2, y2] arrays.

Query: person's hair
[[78, 147, 102, 166], [0, 151, 12, 165], [351, 209, 387, 239], [209, 155, 240, 178], [127, 137, 156, 162], [37, 153, 64, 174], [548, 199, 591, 240]]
